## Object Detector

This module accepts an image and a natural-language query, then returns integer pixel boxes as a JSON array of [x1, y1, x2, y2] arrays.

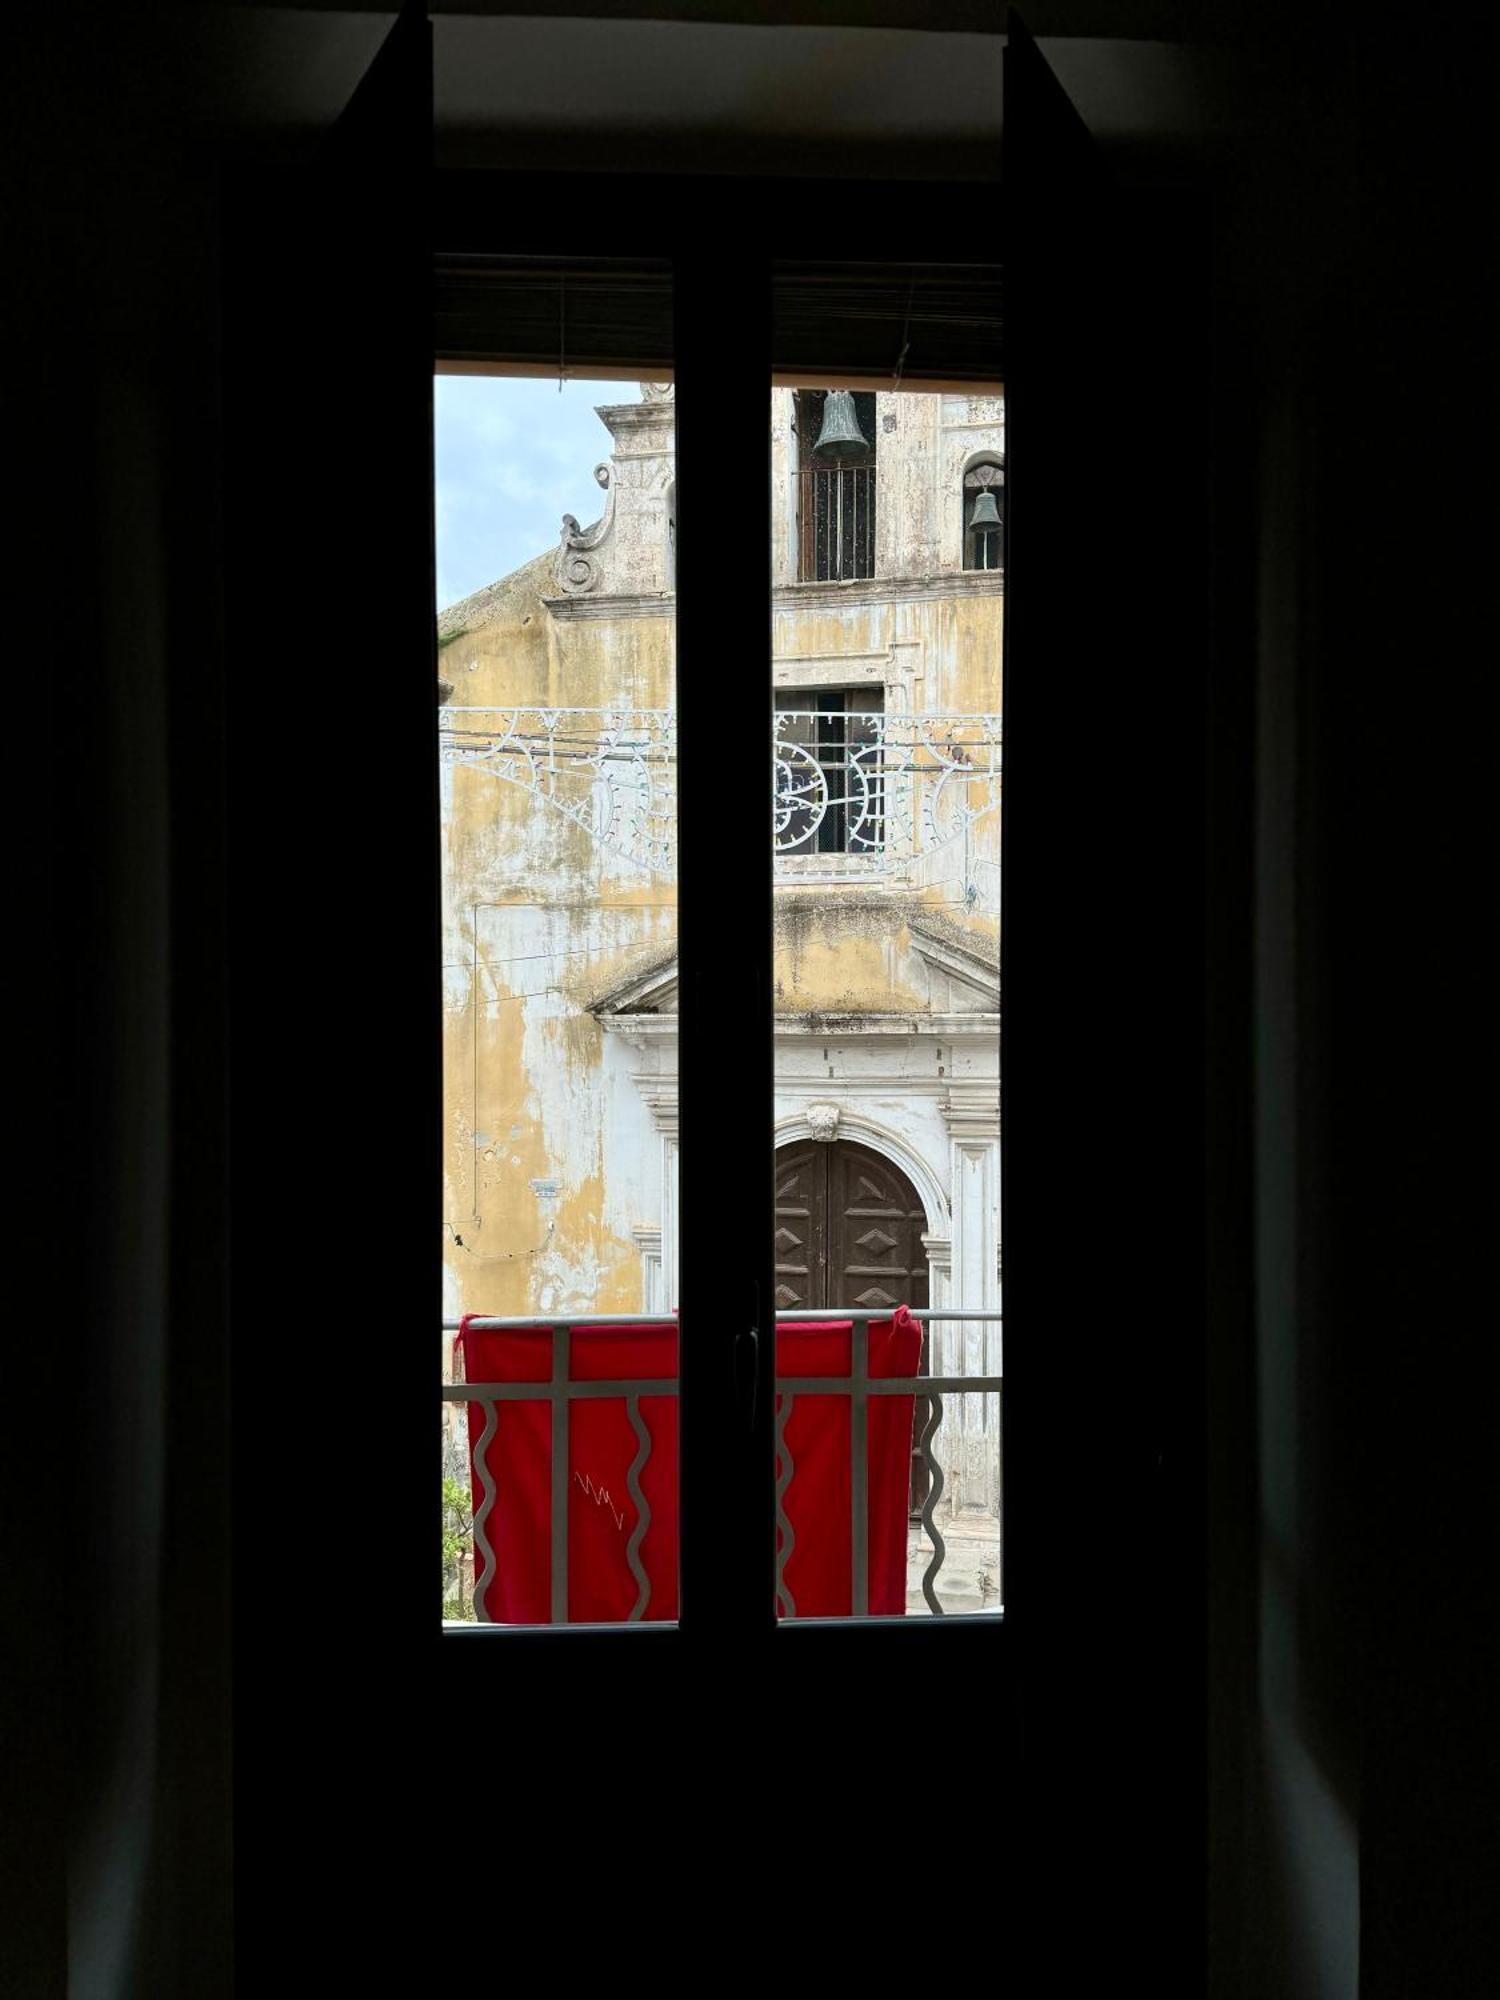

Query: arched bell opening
[[963, 454, 1004, 572]]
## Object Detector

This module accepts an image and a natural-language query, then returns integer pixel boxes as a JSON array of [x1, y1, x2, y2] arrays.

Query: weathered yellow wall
[[441, 552, 677, 1319], [440, 391, 1001, 1324]]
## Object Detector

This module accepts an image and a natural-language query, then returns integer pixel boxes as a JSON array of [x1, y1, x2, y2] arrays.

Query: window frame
[[433, 173, 1009, 1680]]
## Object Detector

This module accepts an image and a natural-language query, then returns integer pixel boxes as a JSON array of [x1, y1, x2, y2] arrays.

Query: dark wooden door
[[774, 1139, 930, 1509]]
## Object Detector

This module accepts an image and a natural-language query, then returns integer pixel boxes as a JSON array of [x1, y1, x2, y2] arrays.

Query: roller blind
[[772, 260, 1002, 388], [433, 252, 1002, 388], [433, 254, 674, 377]]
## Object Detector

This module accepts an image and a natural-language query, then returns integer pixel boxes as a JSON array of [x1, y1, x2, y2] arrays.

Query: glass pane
[[772, 382, 1004, 1619], [436, 372, 679, 1626]]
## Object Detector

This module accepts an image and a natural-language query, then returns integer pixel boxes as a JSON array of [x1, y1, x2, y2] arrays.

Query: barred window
[[773, 687, 885, 855]]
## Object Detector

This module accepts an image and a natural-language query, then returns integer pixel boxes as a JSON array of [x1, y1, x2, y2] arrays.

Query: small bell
[[812, 390, 870, 460], [969, 485, 1002, 528]]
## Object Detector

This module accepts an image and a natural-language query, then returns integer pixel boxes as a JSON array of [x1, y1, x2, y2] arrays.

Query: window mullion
[[673, 255, 775, 1642]]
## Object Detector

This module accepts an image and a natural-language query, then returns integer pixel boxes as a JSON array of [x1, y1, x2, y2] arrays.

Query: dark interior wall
[[16, 11, 238, 1991], [13, 4, 1494, 1992], [1206, 13, 1497, 1995], [1233, 35, 1365, 1996], [1332, 22, 1497, 1997]]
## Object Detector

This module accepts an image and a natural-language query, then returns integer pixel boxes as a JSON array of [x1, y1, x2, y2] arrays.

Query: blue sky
[[433, 373, 630, 612]]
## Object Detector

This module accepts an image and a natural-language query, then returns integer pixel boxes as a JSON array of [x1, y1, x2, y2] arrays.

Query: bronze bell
[[813, 389, 870, 460], [969, 485, 1002, 528]]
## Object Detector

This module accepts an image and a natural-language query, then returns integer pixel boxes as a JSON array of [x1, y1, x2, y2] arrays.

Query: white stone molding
[[943, 1080, 1001, 1141], [633, 1076, 678, 1138], [661, 1136, 679, 1306], [541, 591, 676, 622], [772, 571, 1003, 612], [806, 1101, 841, 1143], [632, 1081, 678, 1307], [911, 929, 1000, 1011], [772, 644, 918, 699], [632, 1226, 663, 1313], [922, 1231, 953, 1272], [945, 1123, 1002, 1515]]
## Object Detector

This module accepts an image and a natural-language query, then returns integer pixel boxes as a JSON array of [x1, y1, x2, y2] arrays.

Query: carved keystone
[[807, 1102, 840, 1144]]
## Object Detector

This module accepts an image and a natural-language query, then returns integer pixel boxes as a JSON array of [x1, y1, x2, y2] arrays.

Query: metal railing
[[442, 1309, 1002, 1625]]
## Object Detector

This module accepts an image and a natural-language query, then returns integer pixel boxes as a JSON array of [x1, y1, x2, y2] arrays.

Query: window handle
[[733, 1322, 760, 1435]]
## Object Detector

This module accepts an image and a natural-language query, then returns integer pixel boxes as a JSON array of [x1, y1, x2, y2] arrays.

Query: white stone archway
[[595, 950, 1000, 1518]]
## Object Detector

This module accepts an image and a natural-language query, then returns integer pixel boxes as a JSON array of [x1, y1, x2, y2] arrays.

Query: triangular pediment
[[907, 918, 1000, 1011], [591, 954, 680, 1018], [593, 914, 997, 1027]]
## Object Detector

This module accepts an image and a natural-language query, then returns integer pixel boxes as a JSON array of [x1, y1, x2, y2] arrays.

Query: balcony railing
[[438, 708, 1001, 880], [442, 1309, 1002, 1625]]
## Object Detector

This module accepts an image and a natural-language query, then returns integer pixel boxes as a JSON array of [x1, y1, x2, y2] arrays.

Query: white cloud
[[434, 374, 626, 610]]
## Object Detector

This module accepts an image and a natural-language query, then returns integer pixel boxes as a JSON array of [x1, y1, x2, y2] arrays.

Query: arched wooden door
[[774, 1138, 931, 1513]]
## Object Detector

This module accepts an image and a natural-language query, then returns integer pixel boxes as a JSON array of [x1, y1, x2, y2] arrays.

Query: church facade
[[439, 380, 1003, 1599]]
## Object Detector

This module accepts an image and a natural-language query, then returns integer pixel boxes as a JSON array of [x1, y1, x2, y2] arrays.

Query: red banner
[[458, 1308, 920, 1623]]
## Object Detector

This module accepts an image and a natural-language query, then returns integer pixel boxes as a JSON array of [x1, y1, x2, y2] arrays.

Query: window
[[964, 456, 1004, 571], [774, 687, 885, 856], [432, 240, 1005, 1644], [795, 388, 877, 581]]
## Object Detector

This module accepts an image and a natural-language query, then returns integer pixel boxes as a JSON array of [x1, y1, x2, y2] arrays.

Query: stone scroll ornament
[[555, 462, 615, 594]]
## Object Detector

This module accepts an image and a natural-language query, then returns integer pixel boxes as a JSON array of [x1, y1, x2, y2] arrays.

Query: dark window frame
[[433, 176, 1009, 1679]]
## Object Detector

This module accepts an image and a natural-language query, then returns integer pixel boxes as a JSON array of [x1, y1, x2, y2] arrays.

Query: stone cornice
[[773, 570, 1003, 613], [542, 590, 676, 623], [633, 1078, 679, 1135], [545, 569, 1000, 624], [944, 1081, 1001, 1140], [780, 1013, 999, 1039], [596, 403, 675, 437], [601, 1011, 998, 1042]]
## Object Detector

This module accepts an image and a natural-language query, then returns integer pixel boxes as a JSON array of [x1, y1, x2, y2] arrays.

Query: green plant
[[441, 1474, 476, 1622], [437, 624, 470, 652]]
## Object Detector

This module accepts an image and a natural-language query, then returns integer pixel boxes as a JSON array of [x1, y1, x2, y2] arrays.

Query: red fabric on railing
[[456, 1318, 679, 1624], [775, 1306, 922, 1618], [456, 1306, 921, 1623]]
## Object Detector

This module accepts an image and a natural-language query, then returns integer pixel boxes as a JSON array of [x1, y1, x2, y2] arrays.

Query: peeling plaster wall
[[442, 388, 1001, 1329]]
